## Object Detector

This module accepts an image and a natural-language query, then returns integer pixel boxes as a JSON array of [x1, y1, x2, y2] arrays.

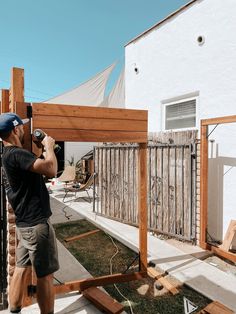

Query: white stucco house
[[125, 0, 236, 242]]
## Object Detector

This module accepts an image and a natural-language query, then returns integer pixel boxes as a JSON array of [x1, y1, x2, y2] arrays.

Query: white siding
[[125, 0, 236, 241]]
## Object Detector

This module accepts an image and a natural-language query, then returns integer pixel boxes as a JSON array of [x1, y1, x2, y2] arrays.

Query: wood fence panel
[[94, 130, 197, 241], [162, 147, 169, 233], [169, 147, 176, 234], [156, 147, 163, 231], [184, 145, 191, 239], [176, 147, 183, 235], [134, 148, 139, 224], [123, 148, 129, 222]]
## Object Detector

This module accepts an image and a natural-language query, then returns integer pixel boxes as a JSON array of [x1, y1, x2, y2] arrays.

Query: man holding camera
[[0, 112, 59, 314]]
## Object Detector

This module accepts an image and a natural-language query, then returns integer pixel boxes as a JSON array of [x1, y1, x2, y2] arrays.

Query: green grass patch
[[54, 219, 211, 314]]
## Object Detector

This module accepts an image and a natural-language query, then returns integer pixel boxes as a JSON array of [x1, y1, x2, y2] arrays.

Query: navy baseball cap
[[0, 112, 29, 133]]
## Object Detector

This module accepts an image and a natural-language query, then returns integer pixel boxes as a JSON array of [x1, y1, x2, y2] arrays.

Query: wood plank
[[201, 115, 236, 126], [169, 146, 176, 235], [210, 245, 236, 263], [33, 115, 147, 132], [123, 147, 129, 221], [10, 70, 31, 152], [82, 287, 124, 314], [1, 89, 10, 113], [183, 145, 191, 239], [176, 147, 183, 235], [147, 267, 164, 280], [200, 125, 208, 248], [64, 230, 100, 243], [147, 267, 179, 295], [157, 275, 179, 295], [29, 128, 147, 143], [162, 147, 169, 233], [32, 102, 148, 121], [156, 146, 163, 231], [139, 143, 148, 272], [197, 300, 234, 314], [54, 271, 147, 294], [220, 220, 236, 251], [10, 68, 24, 113]]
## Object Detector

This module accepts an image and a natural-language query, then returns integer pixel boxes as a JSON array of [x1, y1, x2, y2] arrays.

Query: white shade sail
[[44, 63, 116, 106]]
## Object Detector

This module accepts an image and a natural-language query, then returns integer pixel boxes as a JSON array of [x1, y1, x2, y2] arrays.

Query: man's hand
[[42, 135, 55, 151]]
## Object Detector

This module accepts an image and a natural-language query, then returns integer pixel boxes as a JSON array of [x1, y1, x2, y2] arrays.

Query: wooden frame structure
[[201, 116, 236, 263], [1, 68, 148, 297]]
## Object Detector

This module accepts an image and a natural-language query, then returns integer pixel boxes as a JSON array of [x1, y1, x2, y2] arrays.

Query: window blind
[[165, 99, 196, 130]]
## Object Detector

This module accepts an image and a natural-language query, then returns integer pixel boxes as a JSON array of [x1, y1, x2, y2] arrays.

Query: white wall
[[125, 0, 236, 241], [64, 142, 95, 165]]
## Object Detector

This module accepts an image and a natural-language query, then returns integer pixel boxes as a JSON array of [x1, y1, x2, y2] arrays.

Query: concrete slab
[[53, 193, 236, 312]]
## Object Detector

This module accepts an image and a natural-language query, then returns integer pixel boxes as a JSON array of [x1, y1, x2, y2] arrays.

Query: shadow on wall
[[208, 142, 236, 245]]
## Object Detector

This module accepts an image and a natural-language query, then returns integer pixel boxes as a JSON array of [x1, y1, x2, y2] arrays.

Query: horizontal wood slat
[[33, 115, 147, 132], [201, 115, 236, 126], [32, 103, 148, 121], [38, 128, 147, 143]]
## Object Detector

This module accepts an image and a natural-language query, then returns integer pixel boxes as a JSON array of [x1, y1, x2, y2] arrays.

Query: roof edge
[[125, 0, 198, 47]]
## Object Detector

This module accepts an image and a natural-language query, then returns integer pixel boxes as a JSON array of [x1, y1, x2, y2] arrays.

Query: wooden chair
[[63, 173, 96, 203], [57, 166, 76, 187]]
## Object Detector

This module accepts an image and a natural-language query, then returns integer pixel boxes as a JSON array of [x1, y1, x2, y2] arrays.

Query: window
[[164, 98, 196, 130]]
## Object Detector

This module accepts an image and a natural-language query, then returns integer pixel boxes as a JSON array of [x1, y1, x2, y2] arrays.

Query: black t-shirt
[[2, 146, 52, 227]]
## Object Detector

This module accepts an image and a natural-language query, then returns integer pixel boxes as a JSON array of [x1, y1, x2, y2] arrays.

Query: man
[[0, 112, 59, 314]]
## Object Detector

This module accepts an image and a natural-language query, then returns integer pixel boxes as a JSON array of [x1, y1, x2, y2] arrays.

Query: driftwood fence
[[94, 131, 198, 242]]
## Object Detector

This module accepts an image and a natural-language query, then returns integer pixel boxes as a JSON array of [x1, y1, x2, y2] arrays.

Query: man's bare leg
[[9, 266, 32, 312], [37, 273, 54, 314]]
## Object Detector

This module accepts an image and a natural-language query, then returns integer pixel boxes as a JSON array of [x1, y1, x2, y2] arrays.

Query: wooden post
[[9, 68, 24, 112], [10, 68, 31, 152], [138, 143, 147, 271], [8, 68, 33, 306], [200, 124, 208, 248], [1, 89, 10, 113]]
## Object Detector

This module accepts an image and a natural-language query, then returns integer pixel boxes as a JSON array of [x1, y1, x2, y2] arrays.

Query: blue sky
[[0, 0, 189, 102]]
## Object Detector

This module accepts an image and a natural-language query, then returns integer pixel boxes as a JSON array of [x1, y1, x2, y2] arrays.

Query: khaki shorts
[[16, 220, 59, 278]]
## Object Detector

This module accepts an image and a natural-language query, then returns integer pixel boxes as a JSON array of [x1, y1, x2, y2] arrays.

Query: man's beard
[[19, 133, 24, 145]]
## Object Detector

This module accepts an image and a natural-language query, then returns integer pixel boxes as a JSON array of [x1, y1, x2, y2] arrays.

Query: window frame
[[162, 96, 199, 131]]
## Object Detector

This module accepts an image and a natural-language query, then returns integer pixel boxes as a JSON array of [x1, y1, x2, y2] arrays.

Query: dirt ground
[[54, 219, 211, 314]]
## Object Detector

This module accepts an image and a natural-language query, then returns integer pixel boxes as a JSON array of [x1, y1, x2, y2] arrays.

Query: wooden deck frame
[[201, 116, 236, 262], [1, 67, 149, 297]]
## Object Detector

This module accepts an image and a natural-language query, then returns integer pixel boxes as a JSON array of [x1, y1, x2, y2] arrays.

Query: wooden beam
[[198, 300, 234, 314], [10, 69, 31, 152], [32, 103, 148, 121], [82, 287, 124, 314], [64, 229, 100, 243], [54, 271, 147, 294], [220, 220, 236, 252], [210, 246, 236, 263], [10, 68, 24, 113], [201, 115, 236, 126], [30, 128, 147, 143], [1, 89, 10, 113], [139, 143, 148, 271], [33, 115, 147, 132], [200, 125, 208, 248]]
